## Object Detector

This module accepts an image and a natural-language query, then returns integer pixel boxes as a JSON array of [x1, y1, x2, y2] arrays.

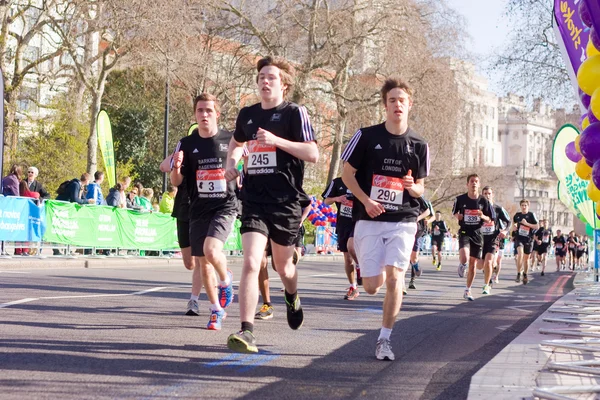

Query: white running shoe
[[375, 338, 395, 361], [482, 284, 491, 295], [458, 263, 466, 278], [186, 299, 200, 316], [463, 289, 474, 301]]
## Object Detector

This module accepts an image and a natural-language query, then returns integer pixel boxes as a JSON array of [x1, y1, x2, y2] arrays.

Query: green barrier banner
[[44, 201, 179, 250], [223, 219, 242, 251]]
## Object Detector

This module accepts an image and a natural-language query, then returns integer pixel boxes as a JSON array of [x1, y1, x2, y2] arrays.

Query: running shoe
[[207, 308, 226, 330], [186, 299, 200, 316], [463, 289, 474, 301], [458, 263, 466, 278], [432, 258, 437, 266], [413, 262, 422, 277], [408, 279, 416, 290], [482, 284, 491, 295], [227, 330, 258, 353], [541, 271, 545, 277], [344, 287, 360, 300], [522, 274, 528, 285], [219, 269, 234, 309], [492, 273, 498, 284], [356, 265, 362, 286], [515, 272, 521, 283], [436, 263, 442, 271], [255, 303, 274, 320], [285, 293, 304, 330], [375, 338, 395, 361]]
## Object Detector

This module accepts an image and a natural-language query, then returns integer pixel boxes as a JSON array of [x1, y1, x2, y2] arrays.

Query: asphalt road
[[0, 257, 574, 400]]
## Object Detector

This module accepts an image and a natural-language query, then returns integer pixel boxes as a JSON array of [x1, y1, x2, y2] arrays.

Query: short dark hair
[[9, 164, 22, 176], [94, 171, 104, 180], [256, 56, 295, 97], [193, 93, 220, 113], [380, 78, 413, 105], [482, 186, 492, 192], [520, 199, 530, 206], [435, 211, 441, 214], [466, 174, 479, 183], [114, 183, 123, 191], [81, 173, 91, 182]]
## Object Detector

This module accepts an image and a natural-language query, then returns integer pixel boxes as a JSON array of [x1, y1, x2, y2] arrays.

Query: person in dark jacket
[[56, 173, 90, 204], [25, 166, 50, 199], [105, 183, 122, 207], [2, 164, 22, 196]]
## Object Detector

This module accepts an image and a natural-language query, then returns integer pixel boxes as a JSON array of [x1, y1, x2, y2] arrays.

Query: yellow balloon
[[577, 55, 600, 95], [576, 158, 593, 180], [582, 116, 590, 130], [588, 39, 600, 58], [589, 182, 600, 202], [591, 87, 600, 122], [597, 202, 600, 216], [575, 135, 582, 152]]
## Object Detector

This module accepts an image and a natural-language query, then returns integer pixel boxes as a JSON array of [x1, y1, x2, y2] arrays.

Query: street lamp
[[162, 57, 170, 194], [516, 159, 539, 199]]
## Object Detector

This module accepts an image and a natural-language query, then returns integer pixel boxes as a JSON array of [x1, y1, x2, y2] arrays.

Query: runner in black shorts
[[576, 235, 587, 269], [481, 186, 510, 290], [408, 196, 433, 290], [224, 56, 318, 353], [566, 231, 579, 270], [161, 148, 198, 316], [323, 176, 360, 300], [171, 93, 237, 331], [553, 230, 567, 271], [430, 211, 448, 270], [512, 199, 539, 284], [533, 219, 552, 276], [452, 174, 495, 301]]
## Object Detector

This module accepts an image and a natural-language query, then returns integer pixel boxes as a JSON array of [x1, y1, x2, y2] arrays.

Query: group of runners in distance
[[160, 56, 589, 361]]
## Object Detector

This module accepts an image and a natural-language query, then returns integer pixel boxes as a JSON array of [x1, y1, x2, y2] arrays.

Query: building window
[[486, 126, 489, 139], [563, 213, 569, 226], [513, 131, 519, 140], [492, 107, 495, 118], [549, 211, 555, 225]]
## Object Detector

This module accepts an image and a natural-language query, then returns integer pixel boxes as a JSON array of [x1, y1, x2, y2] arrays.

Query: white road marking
[[496, 325, 512, 331], [0, 298, 39, 308], [0, 271, 31, 274], [309, 273, 338, 277]]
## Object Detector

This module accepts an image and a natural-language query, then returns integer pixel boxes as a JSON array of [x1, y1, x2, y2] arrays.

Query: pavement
[[468, 268, 600, 400]]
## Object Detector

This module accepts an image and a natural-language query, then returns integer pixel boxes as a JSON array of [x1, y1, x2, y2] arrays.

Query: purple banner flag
[[0, 67, 4, 180], [584, 0, 600, 41]]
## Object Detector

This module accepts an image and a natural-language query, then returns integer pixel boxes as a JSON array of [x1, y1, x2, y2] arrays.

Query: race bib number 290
[[370, 174, 403, 206], [247, 140, 277, 175]]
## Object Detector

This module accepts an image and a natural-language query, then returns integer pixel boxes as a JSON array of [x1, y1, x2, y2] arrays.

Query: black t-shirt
[[568, 236, 579, 249], [171, 177, 190, 221], [553, 235, 567, 250], [233, 101, 316, 207], [322, 177, 354, 230], [578, 240, 588, 252], [416, 197, 433, 233], [341, 124, 429, 222], [535, 228, 553, 247], [452, 193, 494, 236], [513, 212, 538, 239], [431, 220, 448, 238], [175, 129, 238, 217]]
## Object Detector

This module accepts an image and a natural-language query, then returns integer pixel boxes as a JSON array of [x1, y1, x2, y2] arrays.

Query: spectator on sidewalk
[[159, 185, 177, 214], [86, 171, 105, 205], [56, 173, 90, 205], [2, 165, 22, 196], [15, 180, 40, 256], [126, 188, 141, 210], [105, 183, 123, 207], [136, 188, 153, 211], [118, 176, 131, 208], [25, 166, 50, 200]]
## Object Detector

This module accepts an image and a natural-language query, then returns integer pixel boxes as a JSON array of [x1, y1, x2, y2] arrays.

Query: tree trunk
[[87, 92, 100, 175], [327, 117, 345, 185]]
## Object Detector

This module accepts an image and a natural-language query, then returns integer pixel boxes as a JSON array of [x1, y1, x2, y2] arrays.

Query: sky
[[445, 0, 512, 92]]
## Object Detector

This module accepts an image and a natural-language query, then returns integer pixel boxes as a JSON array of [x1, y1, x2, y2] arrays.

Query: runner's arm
[[225, 137, 246, 181], [342, 162, 385, 218], [159, 154, 172, 173]]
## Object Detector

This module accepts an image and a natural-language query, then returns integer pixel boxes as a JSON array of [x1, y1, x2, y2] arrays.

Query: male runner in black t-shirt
[[430, 211, 448, 270], [171, 94, 237, 331], [341, 78, 429, 361], [160, 143, 199, 316], [553, 230, 567, 271], [452, 175, 495, 301], [224, 57, 319, 353], [323, 176, 360, 300], [512, 199, 539, 284], [408, 196, 433, 290], [567, 231, 579, 270], [534, 219, 552, 276], [481, 186, 510, 289]]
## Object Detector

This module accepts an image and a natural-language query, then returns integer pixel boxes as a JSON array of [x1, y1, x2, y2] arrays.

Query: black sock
[[241, 321, 254, 333], [284, 290, 297, 304], [265, 302, 272, 307]]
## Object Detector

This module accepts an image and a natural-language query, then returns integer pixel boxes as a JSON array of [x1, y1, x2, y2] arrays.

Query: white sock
[[210, 303, 223, 312], [219, 275, 230, 287], [350, 283, 357, 289], [465, 286, 471, 291], [190, 294, 199, 301], [378, 327, 392, 341]]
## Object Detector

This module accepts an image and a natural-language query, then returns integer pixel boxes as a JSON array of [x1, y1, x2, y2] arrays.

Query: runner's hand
[[365, 198, 385, 218], [334, 195, 346, 203], [172, 151, 183, 169], [402, 169, 414, 190], [455, 213, 463, 221], [257, 128, 279, 146], [224, 167, 240, 182]]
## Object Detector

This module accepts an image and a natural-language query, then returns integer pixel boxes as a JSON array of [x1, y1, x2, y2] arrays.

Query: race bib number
[[481, 221, 494, 235], [569, 243, 575, 249], [518, 225, 530, 237], [370, 175, 403, 208], [543, 235, 550, 243], [578, 245, 585, 251], [339, 198, 353, 219], [196, 169, 226, 195], [247, 140, 277, 175], [433, 227, 440, 235], [555, 243, 563, 249], [464, 209, 480, 225]]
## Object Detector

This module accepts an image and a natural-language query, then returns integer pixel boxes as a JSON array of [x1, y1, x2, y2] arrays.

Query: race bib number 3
[[481, 221, 494, 235], [370, 175, 403, 207], [197, 169, 226, 194], [247, 140, 277, 175], [518, 225, 530, 237], [464, 209, 480, 225]]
